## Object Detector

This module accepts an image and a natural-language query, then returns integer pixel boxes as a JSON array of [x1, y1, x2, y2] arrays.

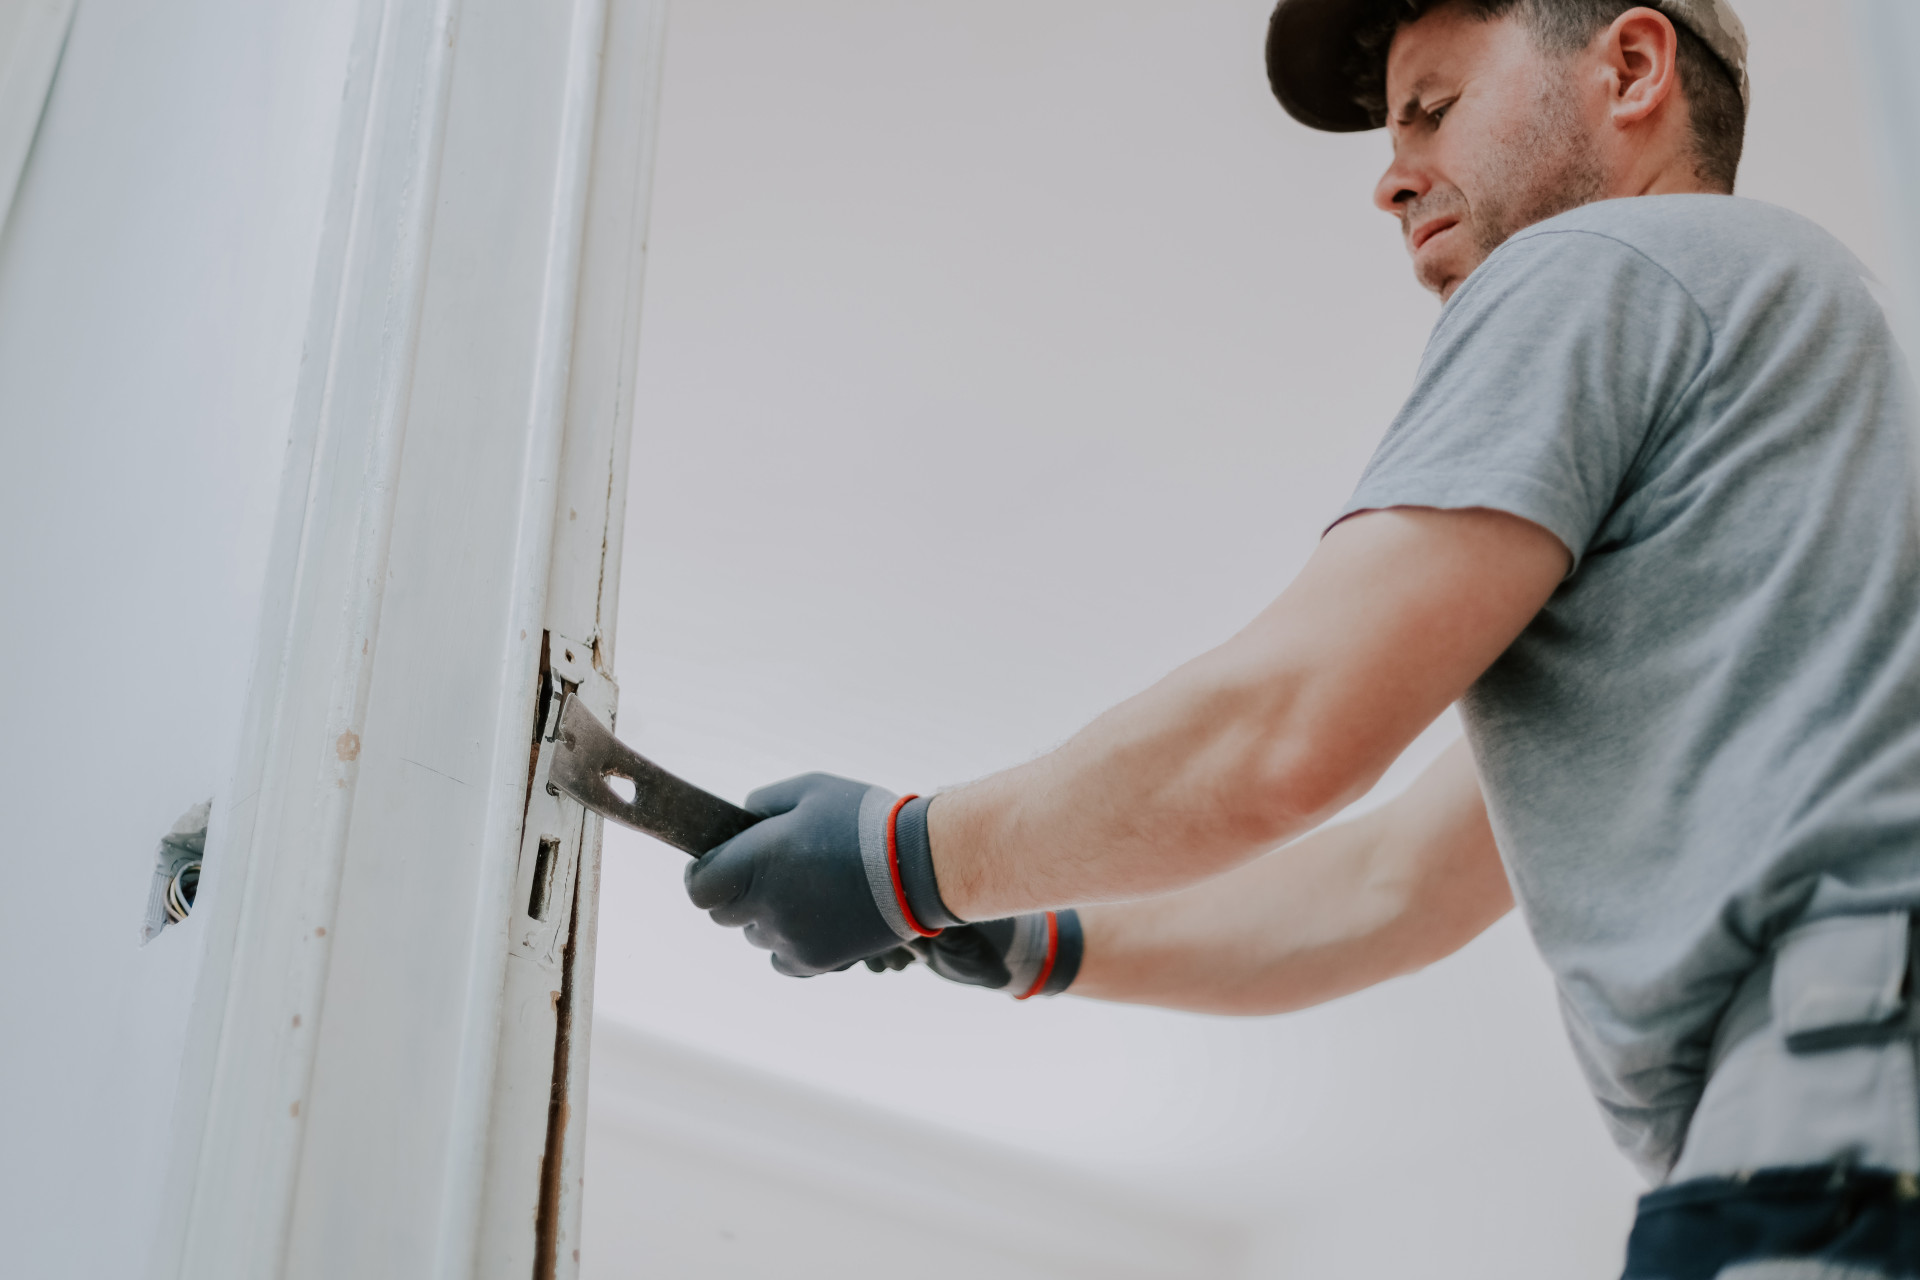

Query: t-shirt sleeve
[[1335, 228, 1714, 570]]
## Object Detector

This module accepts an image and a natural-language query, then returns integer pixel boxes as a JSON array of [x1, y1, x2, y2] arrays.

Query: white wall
[[587, 2, 1898, 1277], [1854, 0, 1920, 359], [583, 1021, 1244, 1278], [0, 3, 353, 1274]]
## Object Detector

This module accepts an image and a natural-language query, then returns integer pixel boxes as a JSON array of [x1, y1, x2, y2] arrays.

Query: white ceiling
[[591, 2, 1895, 1274]]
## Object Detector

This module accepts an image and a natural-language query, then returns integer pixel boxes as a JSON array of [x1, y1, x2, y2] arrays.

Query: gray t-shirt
[[1337, 195, 1920, 1180]]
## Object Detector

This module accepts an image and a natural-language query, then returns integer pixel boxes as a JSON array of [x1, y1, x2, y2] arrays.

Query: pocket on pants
[[1776, 913, 1911, 1052], [1669, 912, 1920, 1185]]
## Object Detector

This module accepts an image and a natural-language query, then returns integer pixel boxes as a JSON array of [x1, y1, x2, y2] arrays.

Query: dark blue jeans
[[1625, 1165, 1920, 1278]]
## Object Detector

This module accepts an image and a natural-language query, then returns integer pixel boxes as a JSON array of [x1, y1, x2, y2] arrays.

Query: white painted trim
[[437, 5, 609, 1273], [173, 0, 463, 1270], [534, 5, 673, 1269], [152, 1, 667, 1276], [0, 0, 74, 235]]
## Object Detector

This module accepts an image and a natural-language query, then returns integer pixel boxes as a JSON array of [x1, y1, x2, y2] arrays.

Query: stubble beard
[[1408, 70, 1607, 298]]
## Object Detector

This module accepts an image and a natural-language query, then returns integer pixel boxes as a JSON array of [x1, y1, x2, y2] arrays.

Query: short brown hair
[[1352, 0, 1746, 191]]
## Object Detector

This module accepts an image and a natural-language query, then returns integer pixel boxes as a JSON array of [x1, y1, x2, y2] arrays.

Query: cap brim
[[1266, 0, 1385, 133]]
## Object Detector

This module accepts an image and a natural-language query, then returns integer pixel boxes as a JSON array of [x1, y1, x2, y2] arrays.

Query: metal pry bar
[[546, 693, 762, 856]]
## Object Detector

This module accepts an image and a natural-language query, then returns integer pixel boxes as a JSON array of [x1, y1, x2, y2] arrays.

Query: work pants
[[1625, 911, 1920, 1279]]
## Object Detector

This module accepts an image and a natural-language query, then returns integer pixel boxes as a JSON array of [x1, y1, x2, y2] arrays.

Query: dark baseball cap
[[1264, 0, 1750, 132]]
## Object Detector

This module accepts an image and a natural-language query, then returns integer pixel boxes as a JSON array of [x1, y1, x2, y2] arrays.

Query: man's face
[[1374, 3, 1607, 300]]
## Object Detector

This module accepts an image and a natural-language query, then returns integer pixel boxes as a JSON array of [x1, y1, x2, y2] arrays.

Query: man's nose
[[1373, 151, 1429, 216]]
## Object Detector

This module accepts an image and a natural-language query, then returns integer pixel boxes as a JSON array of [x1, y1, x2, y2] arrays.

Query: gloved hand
[[869, 909, 1084, 999], [685, 774, 962, 976], [686, 772, 1086, 995]]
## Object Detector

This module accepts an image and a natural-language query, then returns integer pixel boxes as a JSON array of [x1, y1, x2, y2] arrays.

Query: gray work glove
[[685, 774, 961, 976], [683, 773, 1082, 997], [872, 909, 1084, 999]]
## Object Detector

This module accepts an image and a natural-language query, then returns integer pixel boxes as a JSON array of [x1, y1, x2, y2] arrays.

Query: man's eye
[[1429, 104, 1449, 124]]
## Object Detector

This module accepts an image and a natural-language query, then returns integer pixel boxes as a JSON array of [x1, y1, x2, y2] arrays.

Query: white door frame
[[150, 2, 666, 1276]]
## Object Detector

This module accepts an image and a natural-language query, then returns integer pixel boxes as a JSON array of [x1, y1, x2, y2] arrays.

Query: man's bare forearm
[[1070, 742, 1511, 1015], [924, 509, 1567, 923], [683, 509, 1560, 981], [925, 639, 1372, 922]]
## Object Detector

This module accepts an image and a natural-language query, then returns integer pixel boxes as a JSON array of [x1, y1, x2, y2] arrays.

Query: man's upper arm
[[1232, 230, 1708, 831], [1229, 504, 1569, 818]]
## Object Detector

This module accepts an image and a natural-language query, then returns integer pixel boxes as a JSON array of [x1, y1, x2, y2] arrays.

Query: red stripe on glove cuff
[[885, 793, 942, 938], [1015, 911, 1059, 1000]]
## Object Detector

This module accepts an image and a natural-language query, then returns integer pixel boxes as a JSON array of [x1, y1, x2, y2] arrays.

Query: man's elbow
[[1222, 743, 1380, 846]]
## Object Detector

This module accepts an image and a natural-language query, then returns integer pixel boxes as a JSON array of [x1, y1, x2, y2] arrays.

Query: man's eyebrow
[[1392, 73, 1445, 124]]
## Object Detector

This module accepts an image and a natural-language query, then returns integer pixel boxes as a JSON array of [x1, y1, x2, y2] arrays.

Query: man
[[685, 2, 1920, 1273]]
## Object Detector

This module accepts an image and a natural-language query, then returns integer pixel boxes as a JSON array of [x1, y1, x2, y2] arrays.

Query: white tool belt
[[1670, 910, 1920, 1185]]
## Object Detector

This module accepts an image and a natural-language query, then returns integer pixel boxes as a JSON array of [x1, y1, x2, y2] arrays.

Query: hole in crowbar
[[545, 694, 762, 857]]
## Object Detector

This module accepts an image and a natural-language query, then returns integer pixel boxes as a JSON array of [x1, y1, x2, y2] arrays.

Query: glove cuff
[[857, 789, 965, 941], [1042, 908, 1083, 996], [893, 794, 964, 930], [1010, 908, 1084, 999], [857, 787, 922, 941]]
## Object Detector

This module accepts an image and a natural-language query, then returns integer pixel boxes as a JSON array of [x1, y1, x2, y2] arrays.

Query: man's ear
[[1603, 6, 1681, 126]]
